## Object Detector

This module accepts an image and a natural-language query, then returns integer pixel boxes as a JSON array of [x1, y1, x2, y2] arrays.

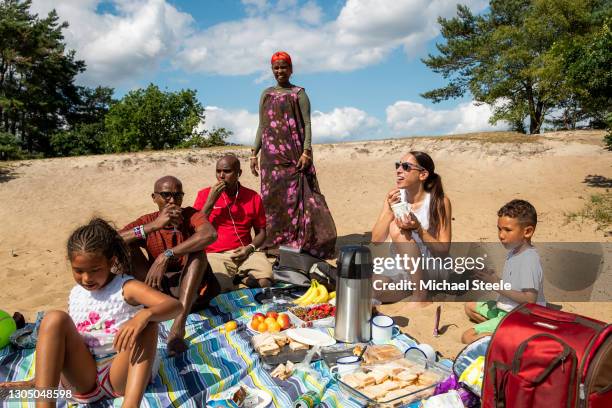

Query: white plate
[[213, 385, 272, 408], [285, 328, 336, 347]]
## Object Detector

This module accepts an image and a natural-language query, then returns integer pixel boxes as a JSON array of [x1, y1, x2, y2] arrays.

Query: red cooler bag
[[482, 303, 611, 408]]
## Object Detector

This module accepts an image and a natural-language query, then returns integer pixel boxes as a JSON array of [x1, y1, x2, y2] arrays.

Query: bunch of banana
[[294, 280, 333, 306]]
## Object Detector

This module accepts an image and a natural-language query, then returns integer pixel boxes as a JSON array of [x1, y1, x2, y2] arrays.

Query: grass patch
[[433, 131, 542, 144], [566, 192, 612, 230]]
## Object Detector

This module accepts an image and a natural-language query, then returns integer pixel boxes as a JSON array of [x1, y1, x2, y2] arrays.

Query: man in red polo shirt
[[193, 155, 273, 292], [120, 175, 220, 356]]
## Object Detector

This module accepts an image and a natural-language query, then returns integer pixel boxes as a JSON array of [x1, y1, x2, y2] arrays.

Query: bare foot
[[0, 379, 35, 388], [167, 330, 188, 357]]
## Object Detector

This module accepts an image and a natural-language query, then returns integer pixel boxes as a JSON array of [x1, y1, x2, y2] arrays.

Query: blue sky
[[31, 0, 506, 145]]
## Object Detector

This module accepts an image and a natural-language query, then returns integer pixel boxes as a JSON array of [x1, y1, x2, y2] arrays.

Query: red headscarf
[[270, 51, 292, 67]]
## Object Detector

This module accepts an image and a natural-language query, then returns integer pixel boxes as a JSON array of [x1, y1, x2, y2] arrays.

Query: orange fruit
[[257, 322, 268, 332], [225, 321, 238, 332], [268, 322, 281, 332], [264, 317, 277, 326], [253, 315, 265, 324], [250, 320, 259, 330]]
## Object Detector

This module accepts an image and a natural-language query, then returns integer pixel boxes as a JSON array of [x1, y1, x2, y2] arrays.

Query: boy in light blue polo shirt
[[462, 199, 545, 343]]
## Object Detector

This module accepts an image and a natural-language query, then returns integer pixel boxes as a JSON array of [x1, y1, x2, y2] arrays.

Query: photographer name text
[[373, 279, 511, 292]]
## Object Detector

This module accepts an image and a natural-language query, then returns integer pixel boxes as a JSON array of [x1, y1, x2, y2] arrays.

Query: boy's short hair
[[498, 199, 537, 227]]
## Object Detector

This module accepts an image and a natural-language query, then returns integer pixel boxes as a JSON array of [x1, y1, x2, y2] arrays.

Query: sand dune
[[1, 130, 610, 357]]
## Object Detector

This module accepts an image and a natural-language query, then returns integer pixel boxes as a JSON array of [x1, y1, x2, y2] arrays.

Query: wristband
[[134, 225, 146, 239], [248, 244, 257, 252]]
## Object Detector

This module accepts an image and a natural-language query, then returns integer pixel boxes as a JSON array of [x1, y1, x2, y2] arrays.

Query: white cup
[[329, 355, 362, 375], [404, 343, 437, 363], [371, 315, 401, 344], [391, 201, 411, 219]]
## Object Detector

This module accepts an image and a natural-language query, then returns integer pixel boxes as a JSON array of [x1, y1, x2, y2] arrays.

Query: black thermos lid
[[337, 245, 373, 279]]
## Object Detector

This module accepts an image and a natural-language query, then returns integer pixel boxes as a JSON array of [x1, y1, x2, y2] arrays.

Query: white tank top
[[400, 190, 431, 233], [69, 274, 143, 357]]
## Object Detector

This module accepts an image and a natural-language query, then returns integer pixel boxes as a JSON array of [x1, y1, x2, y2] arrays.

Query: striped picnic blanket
[[0, 289, 447, 407]]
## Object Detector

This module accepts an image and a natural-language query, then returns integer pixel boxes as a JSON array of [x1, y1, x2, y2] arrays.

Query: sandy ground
[[1, 130, 610, 358]]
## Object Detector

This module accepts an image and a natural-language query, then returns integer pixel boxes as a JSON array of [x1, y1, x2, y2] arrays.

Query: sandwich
[[252, 333, 281, 356], [361, 383, 391, 400], [366, 369, 389, 384], [270, 360, 295, 380], [272, 333, 289, 347], [352, 372, 376, 387], [340, 373, 363, 389], [363, 345, 402, 364], [394, 370, 419, 383], [232, 386, 247, 406], [288, 340, 310, 352], [379, 386, 420, 404]]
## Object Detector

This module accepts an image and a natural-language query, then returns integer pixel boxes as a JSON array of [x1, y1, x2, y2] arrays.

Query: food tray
[[320, 343, 364, 367], [254, 286, 304, 307], [260, 347, 322, 365], [249, 336, 322, 365], [286, 304, 335, 328], [335, 354, 451, 407]]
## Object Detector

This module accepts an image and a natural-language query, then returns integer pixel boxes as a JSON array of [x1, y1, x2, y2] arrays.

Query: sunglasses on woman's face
[[395, 161, 424, 172], [155, 191, 185, 200]]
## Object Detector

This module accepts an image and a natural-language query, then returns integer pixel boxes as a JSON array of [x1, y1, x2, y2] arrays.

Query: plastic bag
[[434, 374, 480, 407], [9, 312, 44, 349], [458, 355, 484, 392]]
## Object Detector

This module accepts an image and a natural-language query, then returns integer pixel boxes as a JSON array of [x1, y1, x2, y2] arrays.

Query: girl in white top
[[372, 151, 452, 304], [0, 219, 182, 408]]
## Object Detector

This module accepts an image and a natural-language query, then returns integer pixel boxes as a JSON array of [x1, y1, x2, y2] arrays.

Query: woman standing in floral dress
[[250, 51, 336, 259]]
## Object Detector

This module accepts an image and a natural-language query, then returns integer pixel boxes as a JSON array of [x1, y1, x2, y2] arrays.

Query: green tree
[[103, 84, 225, 152], [0, 0, 85, 154], [50, 86, 114, 156], [179, 127, 232, 148], [422, 0, 608, 134], [563, 20, 612, 128], [0, 131, 23, 160]]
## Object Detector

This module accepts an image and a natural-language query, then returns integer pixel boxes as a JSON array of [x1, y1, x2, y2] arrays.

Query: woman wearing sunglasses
[[372, 151, 452, 304]]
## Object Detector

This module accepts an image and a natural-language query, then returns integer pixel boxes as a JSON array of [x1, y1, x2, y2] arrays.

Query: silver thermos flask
[[334, 245, 373, 343]]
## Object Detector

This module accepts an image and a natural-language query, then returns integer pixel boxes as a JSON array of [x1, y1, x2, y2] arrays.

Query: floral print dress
[[259, 86, 337, 259]]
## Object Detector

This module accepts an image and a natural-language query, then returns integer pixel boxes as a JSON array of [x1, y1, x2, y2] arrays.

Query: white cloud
[[30, 0, 193, 86], [241, 0, 270, 16], [312, 107, 380, 141], [204, 100, 506, 145], [202, 106, 259, 145], [299, 1, 324, 25], [175, 0, 489, 76], [386, 100, 508, 136], [29, 0, 490, 84], [202, 105, 380, 145]]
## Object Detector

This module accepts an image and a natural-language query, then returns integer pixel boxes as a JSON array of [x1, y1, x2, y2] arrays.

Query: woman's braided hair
[[67, 218, 132, 275]]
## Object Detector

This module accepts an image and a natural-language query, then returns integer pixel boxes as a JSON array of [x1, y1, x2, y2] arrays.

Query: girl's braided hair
[[67, 218, 132, 275]]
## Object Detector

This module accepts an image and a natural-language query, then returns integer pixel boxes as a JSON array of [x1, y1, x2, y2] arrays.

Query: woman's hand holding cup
[[386, 188, 401, 210], [395, 211, 421, 232]]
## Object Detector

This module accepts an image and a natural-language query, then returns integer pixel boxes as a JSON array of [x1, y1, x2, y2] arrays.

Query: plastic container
[[287, 304, 335, 328], [334, 353, 451, 408]]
